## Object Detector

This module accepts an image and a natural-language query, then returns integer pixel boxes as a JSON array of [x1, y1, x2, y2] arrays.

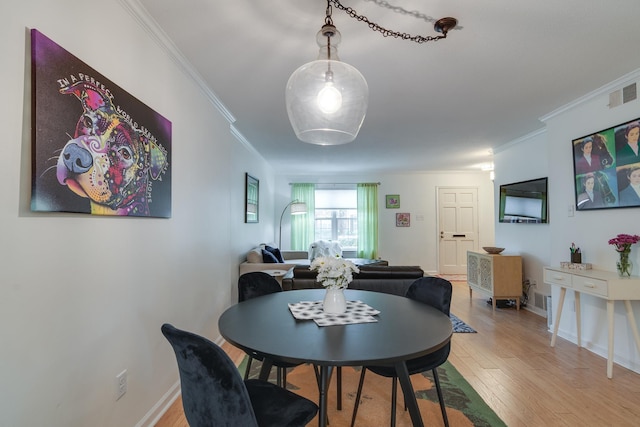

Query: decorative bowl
[[483, 246, 505, 254]]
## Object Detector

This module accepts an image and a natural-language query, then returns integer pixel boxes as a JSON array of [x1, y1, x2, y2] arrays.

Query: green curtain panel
[[357, 183, 378, 259], [291, 183, 315, 251]]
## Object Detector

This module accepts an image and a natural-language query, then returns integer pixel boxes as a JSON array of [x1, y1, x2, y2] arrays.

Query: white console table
[[544, 266, 640, 378]]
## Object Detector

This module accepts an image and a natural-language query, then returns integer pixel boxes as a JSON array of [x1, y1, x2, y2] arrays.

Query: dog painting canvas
[[31, 29, 171, 217]]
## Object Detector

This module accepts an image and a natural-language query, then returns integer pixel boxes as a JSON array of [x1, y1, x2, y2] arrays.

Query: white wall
[[495, 69, 640, 372], [0, 1, 274, 426], [494, 130, 551, 316], [275, 171, 495, 274]]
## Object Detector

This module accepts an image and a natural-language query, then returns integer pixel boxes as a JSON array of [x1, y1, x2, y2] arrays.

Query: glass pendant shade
[[286, 59, 368, 145], [286, 22, 368, 146]]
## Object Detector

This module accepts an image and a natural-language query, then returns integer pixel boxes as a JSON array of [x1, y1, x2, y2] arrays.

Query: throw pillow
[[264, 245, 285, 263], [261, 249, 279, 263]]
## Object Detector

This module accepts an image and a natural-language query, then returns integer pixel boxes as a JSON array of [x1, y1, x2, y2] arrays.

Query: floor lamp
[[278, 200, 307, 249]]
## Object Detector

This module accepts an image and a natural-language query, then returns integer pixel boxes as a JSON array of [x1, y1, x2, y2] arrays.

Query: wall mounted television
[[499, 177, 549, 223]]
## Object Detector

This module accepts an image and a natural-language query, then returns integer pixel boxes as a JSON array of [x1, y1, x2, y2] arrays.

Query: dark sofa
[[282, 265, 424, 296]]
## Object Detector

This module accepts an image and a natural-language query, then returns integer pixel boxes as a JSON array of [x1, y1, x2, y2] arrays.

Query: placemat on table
[[288, 300, 380, 326]]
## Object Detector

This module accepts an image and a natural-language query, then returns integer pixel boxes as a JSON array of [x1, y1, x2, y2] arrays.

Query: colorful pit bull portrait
[[31, 29, 171, 217], [55, 82, 169, 216]]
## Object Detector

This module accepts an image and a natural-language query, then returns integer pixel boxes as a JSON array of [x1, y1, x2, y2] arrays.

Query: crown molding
[[492, 127, 547, 154], [118, 0, 235, 124], [540, 68, 640, 123]]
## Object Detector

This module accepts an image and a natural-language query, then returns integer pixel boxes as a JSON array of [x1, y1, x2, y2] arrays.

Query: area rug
[[240, 359, 505, 427], [451, 313, 477, 333]]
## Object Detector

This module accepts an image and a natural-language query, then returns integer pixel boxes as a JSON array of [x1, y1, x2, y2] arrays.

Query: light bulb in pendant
[[317, 82, 342, 114]]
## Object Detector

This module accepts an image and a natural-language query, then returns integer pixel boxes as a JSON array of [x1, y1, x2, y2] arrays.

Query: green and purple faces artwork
[[573, 117, 640, 211], [31, 29, 171, 217]]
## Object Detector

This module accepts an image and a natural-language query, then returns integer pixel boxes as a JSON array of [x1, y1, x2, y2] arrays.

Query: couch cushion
[[291, 266, 317, 278], [246, 247, 263, 263], [349, 278, 421, 296], [264, 245, 285, 263], [356, 265, 423, 279]]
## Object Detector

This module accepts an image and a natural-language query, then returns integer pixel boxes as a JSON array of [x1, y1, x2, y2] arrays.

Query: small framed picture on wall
[[386, 194, 400, 208], [396, 213, 410, 227]]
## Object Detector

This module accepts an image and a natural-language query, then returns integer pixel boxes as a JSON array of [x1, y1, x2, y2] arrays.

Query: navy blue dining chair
[[161, 323, 318, 427], [238, 271, 302, 387], [350, 276, 452, 427]]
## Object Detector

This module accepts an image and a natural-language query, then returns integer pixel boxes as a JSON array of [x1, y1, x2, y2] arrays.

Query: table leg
[[336, 366, 342, 410], [394, 361, 424, 427], [575, 291, 581, 348], [551, 287, 566, 347], [258, 358, 273, 381], [624, 300, 640, 357], [318, 365, 330, 427], [607, 300, 614, 379]]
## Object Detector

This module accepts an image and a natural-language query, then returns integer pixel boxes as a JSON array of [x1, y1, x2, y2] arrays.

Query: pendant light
[[286, 0, 458, 146], [286, 1, 368, 146]]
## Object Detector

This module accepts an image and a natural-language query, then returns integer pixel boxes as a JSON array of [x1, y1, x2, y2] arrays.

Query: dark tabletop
[[218, 289, 452, 367]]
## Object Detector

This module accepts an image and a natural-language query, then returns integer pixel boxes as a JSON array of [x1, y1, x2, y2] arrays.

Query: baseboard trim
[[135, 381, 181, 427]]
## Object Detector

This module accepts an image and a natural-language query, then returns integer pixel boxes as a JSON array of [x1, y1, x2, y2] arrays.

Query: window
[[314, 188, 357, 252]]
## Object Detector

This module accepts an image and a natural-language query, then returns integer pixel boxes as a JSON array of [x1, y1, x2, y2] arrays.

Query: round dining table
[[218, 289, 452, 427]]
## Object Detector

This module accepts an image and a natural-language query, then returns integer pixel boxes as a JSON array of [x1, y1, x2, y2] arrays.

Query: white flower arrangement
[[310, 256, 360, 289]]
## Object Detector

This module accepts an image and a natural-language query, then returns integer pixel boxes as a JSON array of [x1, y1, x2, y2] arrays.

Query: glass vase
[[617, 251, 633, 277], [323, 288, 347, 314]]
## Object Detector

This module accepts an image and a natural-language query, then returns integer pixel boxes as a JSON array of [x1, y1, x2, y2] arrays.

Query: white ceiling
[[136, 0, 640, 174]]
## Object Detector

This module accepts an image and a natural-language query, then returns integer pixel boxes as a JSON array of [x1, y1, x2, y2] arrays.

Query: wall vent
[[609, 90, 622, 108], [623, 83, 637, 103], [610, 83, 637, 109], [533, 292, 547, 310]]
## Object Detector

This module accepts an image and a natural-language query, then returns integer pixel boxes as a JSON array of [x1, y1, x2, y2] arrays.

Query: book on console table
[[560, 261, 592, 270]]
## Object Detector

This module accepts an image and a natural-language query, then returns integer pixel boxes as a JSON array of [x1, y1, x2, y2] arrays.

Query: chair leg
[[390, 377, 397, 427], [432, 368, 449, 427], [244, 356, 253, 380], [350, 368, 367, 427], [276, 367, 289, 389]]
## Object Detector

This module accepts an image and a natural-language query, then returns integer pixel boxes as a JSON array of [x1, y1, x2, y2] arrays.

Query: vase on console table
[[323, 288, 347, 314], [617, 251, 633, 277]]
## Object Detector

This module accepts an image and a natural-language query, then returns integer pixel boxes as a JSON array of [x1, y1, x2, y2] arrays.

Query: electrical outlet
[[116, 369, 127, 401], [531, 279, 536, 286]]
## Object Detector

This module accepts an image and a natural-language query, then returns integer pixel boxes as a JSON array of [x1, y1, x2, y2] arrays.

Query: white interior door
[[438, 187, 478, 274]]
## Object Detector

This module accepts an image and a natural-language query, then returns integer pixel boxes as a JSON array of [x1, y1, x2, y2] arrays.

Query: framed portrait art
[[245, 173, 259, 223], [396, 213, 410, 227], [30, 29, 171, 217], [572, 117, 640, 211], [386, 194, 400, 208]]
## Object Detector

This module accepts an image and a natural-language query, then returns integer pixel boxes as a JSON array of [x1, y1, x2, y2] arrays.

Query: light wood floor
[[156, 281, 640, 426]]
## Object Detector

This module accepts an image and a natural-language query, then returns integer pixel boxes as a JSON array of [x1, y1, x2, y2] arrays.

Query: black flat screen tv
[[499, 177, 548, 223]]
